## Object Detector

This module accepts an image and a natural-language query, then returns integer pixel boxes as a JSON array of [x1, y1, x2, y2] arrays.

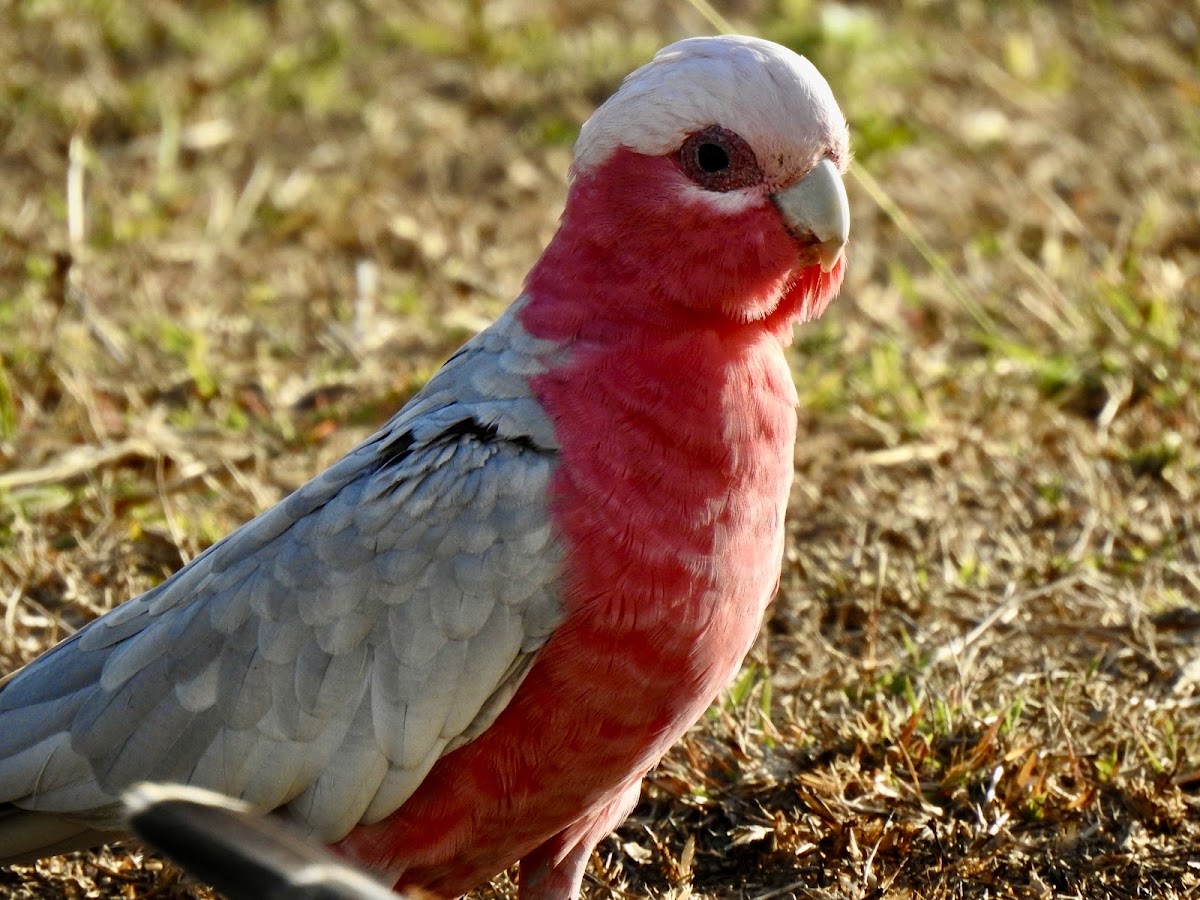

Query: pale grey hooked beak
[[771, 158, 849, 273]]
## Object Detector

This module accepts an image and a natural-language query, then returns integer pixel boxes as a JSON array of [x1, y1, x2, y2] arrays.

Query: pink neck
[[514, 147, 843, 630]]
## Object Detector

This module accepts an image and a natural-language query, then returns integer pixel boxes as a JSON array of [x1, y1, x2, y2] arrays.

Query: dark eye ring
[[678, 125, 762, 192]]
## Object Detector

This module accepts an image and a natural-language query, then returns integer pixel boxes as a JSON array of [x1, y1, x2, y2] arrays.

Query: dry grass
[[1, 0, 1198, 897]]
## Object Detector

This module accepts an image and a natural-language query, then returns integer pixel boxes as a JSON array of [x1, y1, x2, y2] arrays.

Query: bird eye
[[678, 125, 762, 192]]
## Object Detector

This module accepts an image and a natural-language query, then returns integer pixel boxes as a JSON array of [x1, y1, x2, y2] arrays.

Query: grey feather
[[0, 299, 566, 857]]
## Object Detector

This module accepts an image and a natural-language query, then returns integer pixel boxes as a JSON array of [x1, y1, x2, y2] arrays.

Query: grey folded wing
[[0, 311, 565, 842]]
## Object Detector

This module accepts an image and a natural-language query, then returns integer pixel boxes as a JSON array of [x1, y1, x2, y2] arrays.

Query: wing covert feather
[[0, 301, 566, 842]]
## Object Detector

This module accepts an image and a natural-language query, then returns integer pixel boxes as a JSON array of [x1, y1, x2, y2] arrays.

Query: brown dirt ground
[[0, 0, 1197, 897]]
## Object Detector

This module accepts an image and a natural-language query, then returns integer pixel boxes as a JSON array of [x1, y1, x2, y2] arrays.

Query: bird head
[[525, 35, 850, 340]]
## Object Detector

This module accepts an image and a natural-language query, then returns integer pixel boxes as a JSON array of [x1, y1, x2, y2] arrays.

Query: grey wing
[[0, 304, 565, 843]]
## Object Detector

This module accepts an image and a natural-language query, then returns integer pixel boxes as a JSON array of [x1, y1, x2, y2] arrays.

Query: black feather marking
[[436, 417, 542, 452], [373, 430, 416, 470]]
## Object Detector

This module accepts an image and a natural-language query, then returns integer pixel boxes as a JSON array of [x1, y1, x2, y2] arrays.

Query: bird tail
[[124, 783, 404, 900]]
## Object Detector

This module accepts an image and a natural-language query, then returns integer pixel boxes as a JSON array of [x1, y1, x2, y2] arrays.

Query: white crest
[[573, 35, 848, 183]]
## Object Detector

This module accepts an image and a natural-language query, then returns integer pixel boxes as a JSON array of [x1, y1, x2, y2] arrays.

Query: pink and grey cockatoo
[[0, 34, 849, 899]]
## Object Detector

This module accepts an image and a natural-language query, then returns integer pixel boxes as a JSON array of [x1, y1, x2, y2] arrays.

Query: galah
[[0, 34, 849, 899]]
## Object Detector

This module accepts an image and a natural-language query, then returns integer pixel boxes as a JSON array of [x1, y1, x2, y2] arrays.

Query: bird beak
[[772, 158, 849, 273]]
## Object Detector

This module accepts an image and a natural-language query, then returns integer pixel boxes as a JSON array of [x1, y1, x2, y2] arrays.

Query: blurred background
[[0, 1, 1197, 897]]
